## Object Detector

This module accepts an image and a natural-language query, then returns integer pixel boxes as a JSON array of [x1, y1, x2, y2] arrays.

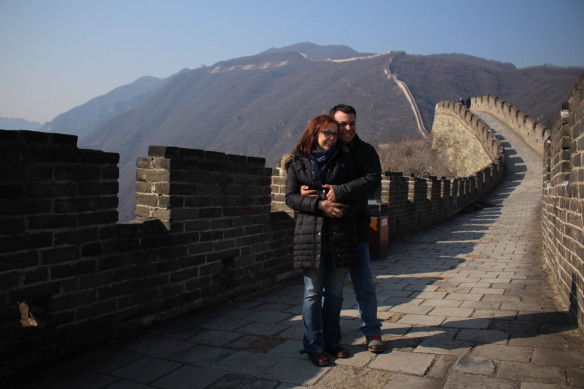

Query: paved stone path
[[9, 113, 584, 388]]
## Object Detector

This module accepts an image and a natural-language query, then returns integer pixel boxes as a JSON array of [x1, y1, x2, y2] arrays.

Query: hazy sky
[[1, 0, 583, 123]]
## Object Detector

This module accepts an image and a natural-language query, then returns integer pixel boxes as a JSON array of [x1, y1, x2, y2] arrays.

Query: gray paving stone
[[82, 349, 142, 374], [266, 339, 304, 358], [203, 372, 280, 389], [531, 347, 584, 367], [404, 326, 458, 341], [382, 373, 444, 388], [471, 287, 506, 295], [132, 337, 195, 359], [200, 318, 251, 331], [398, 314, 445, 326], [151, 365, 225, 389], [507, 334, 570, 349], [389, 303, 433, 315], [415, 339, 473, 356], [471, 309, 517, 318], [429, 307, 474, 318], [444, 373, 515, 389], [244, 311, 294, 324], [426, 354, 457, 379], [519, 383, 569, 389], [444, 293, 483, 302], [189, 329, 243, 347], [275, 326, 304, 340], [442, 316, 491, 329], [104, 380, 153, 389], [172, 345, 234, 367], [453, 355, 496, 375], [22, 371, 118, 389], [316, 365, 393, 388], [237, 322, 288, 336], [455, 328, 508, 343], [110, 357, 182, 384], [257, 356, 329, 386], [421, 299, 463, 308], [471, 344, 532, 363], [369, 350, 435, 375], [213, 350, 279, 376], [497, 361, 566, 385], [565, 367, 584, 387], [333, 349, 374, 367]]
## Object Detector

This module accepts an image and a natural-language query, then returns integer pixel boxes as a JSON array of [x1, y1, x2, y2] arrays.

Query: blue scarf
[[310, 145, 339, 184]]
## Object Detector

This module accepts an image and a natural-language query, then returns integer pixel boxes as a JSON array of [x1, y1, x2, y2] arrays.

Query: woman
[[284, 115, 362, 367]]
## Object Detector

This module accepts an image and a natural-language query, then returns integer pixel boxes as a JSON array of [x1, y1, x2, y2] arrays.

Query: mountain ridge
[[0, 117, 42, 131], [17, 42, 580, 221]]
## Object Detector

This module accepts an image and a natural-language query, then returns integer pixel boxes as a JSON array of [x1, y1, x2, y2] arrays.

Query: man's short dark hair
[[329, 104, 357, 118]]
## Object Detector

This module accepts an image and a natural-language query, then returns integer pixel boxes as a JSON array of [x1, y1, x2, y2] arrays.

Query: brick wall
[[0, 136, 296, 378], [542, 72, 584, 327]]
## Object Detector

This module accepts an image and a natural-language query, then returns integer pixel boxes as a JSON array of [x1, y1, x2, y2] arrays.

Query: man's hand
[[300, 185, 317, 196], [322, 184, 336, 202], [318, 199, 344, 218]]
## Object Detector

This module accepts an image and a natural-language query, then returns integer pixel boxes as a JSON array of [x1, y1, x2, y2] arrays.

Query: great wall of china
[[1, 73, 582, 378]]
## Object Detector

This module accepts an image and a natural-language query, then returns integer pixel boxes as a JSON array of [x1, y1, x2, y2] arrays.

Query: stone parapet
[[0, 135, 297, 378], [471, 95, 550, 156], [542, 72, 584, 328]]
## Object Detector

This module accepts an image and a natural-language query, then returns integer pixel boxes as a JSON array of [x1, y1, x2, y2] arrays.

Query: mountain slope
[[74, 43, 582, 221], [81, 50, 418, 221], [0, 117, 42, 130], [388, 53, 582, 128], [259, 41, 372, 59], [39, 76, 166, 137]]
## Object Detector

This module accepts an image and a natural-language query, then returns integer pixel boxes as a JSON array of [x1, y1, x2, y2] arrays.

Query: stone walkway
[[8, 114, 584, 388]]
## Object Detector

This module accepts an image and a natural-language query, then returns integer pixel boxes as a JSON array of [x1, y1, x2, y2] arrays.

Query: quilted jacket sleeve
[[285, 159, 320, 214]]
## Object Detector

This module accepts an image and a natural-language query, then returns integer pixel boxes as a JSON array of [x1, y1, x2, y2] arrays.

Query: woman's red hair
[[293, 115, 339, 157]]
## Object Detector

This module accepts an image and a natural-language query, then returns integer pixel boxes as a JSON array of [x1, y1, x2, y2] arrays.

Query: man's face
[[333, 111, 357, 144]]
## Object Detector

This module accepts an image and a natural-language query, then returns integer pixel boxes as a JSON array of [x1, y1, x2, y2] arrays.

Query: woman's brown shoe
[[326, 346, 349, 358], [308, 352, 330, 367]]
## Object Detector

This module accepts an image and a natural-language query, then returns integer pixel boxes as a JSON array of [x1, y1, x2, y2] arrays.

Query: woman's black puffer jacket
[[285, 147, 362, 270]]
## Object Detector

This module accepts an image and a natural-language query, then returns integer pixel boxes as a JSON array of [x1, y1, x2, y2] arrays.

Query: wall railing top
[[470, 95, 551, 156]]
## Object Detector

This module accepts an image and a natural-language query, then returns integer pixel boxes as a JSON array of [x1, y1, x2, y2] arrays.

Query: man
[[302, 104, 384, 353]]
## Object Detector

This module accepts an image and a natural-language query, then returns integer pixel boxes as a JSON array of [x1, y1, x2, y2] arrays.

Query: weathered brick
[[0, 232, 53, 254]]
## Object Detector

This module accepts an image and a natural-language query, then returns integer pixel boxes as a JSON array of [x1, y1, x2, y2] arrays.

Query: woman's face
[[316, 123, 338, 150]]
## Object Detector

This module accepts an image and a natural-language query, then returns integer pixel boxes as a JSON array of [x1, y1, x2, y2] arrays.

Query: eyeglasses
[[321, 130, 338, 138]]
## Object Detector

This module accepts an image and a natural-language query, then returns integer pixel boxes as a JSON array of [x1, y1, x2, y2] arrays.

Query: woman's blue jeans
[[302, 254, 348, 353]]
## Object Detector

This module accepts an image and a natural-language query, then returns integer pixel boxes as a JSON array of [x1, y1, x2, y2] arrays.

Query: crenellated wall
[[542, 73, 584, 327], [471, 95, 551, 156], [0, 136, 296, 378], [0, 92, 526, 379]]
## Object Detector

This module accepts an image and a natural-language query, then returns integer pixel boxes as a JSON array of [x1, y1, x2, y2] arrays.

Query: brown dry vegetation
[[378, 136, 454, 178]]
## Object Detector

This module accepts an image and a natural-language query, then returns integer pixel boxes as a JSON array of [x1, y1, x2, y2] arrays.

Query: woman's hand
[[300, 185, 317, 196], [322, 184, 336, 201], [317, 199, 344, 218]]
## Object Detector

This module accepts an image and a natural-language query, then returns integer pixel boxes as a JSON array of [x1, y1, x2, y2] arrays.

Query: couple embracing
[[283, 104, 384, 367]]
